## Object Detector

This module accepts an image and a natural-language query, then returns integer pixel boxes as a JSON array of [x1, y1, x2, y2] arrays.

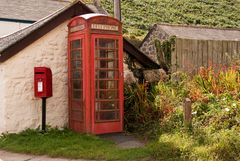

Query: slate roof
[[0, 2, 107, 55], [0, 0, 71, 22], [0, 2, 73, 53], [156, 24, 240, 41]]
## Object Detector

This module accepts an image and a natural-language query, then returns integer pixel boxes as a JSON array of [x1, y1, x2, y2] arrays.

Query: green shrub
[[210, 130, 240, 161], [124, 65, 240, 160], [124, 83, 161, 138]]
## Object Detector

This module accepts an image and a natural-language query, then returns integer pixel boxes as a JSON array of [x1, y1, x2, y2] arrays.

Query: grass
[[1, 128, 210, 161], [0, 128, 150, 161], [151, 129, 240, 161]]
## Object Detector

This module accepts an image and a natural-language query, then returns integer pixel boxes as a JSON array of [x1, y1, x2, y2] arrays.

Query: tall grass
[[195, 66, 240, 95]]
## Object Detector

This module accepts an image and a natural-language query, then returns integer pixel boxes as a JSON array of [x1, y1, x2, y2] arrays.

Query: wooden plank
[[212, 40, 219, 67], [188, 39, 194, 72], [181, 38, 186, 71], [176, 38, 182, 71], [227, 41, 233, 64], [171, 38, 177, 72], [207, 40, 213, 67], [186, 39, 193, 72], [202, 40, 208, 68], [222, 41, 228, 66], [182, 39, 190, 72], [197, 40, 203, 69], [192, 39, 198, 73], [232, 41, 238, 60], [216, 41, 223, 67], [237, 41, 240, 59]]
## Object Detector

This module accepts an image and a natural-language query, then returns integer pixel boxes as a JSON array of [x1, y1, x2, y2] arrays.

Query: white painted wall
[[0, 63, 6, 133], [0, 21, 32, 38], [0, 21, 69, 133]]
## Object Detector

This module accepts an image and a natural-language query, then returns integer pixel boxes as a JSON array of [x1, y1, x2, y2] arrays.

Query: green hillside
[[101, 0, 240, 43]]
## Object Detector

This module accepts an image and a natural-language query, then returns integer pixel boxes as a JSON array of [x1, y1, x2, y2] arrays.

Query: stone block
[[143, 69, 167, 83], [124, 71, 137, 84]]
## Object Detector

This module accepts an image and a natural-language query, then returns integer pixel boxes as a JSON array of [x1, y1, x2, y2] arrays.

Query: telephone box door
[[91, 34, 123, 134], [68, 35, 85, 132]]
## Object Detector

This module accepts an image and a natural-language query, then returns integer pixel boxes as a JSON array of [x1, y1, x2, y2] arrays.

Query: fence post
[[183, 98, 192, 128]]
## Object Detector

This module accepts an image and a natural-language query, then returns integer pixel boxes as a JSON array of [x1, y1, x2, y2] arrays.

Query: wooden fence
[[171, 38, 240, 73]]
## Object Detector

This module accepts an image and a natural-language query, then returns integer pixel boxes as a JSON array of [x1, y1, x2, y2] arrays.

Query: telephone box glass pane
[[72, 71, 82, 79], [96, 70, 119, 79], [96, 50, 117, 59], [71, 40, 82, 49], [99, 111, 116, 120], [95, 60, 118, 69], [98, 39, 115, 48], [95, 38, 120, 122], [70, 38, 83, 122], [72, 60, 82, 69], [71, 50, 82, 59]]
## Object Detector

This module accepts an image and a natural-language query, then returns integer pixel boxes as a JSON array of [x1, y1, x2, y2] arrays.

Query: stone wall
[[123, 52, 144, 83], [123, 52, 138, 84], [140, 25, 169, 64], [0, 21, 69, 133]]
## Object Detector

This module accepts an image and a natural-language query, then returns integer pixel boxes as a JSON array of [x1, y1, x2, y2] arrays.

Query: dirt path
[[0, 150, 94, 161]]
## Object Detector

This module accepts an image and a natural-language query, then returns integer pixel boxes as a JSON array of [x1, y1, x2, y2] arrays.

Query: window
[[95, 38, 120, 122], [70, 39, 83, 122]]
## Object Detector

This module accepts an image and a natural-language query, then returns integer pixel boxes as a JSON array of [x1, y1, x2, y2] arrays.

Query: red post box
[[34, 67, 52, 98]]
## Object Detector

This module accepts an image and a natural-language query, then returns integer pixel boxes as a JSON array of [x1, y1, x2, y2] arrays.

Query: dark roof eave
[[0, 18, 35, 24], [123, 39, 160, 69]]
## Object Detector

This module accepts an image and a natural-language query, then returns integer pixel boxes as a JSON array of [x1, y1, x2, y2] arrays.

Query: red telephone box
[[67, 13, 124, 134]]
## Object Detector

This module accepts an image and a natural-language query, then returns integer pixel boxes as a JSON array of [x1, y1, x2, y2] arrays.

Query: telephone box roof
[[79, 13, 106, 20]]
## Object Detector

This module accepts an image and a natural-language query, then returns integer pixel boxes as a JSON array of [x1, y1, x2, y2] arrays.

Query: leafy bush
[[191, 66, 240, 132], [124, 65, 240, 160], [124, 83, 161, 137], [124, 73, 188, 137], [194, 66, 240, 95], [210, 130, 240, 161]]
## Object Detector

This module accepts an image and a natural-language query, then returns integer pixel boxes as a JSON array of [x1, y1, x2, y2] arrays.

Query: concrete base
[[99, 132, 145, 149]]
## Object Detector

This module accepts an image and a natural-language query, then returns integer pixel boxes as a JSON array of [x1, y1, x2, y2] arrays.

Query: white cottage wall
[[0, 64, 6, 133], [1, 21, 69, 133]]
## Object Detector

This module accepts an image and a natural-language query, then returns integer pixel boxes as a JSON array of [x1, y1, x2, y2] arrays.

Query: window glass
[[70, 39, 83, 122], [72, 71, 82, 79], [95, 38, 120, 122], [71, 50, 82, 59], [97, 39, 115, 48], [71, 40, 81, 49], [95, 70, 119, 79]]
